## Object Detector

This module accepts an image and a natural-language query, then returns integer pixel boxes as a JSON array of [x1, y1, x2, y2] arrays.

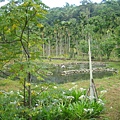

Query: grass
[[0, 79, 22, 91], [42, 59, 88, 65], [0, 61, 120, 119]]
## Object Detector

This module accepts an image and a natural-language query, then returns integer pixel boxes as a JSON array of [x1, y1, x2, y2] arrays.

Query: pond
[[42, 62, 116, 84]]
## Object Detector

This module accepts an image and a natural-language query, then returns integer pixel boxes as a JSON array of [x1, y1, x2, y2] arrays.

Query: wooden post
[[88, 37, 98, 99]]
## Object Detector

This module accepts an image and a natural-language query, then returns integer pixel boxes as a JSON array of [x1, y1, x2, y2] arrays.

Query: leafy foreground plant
[[0, 84, 105, 120]]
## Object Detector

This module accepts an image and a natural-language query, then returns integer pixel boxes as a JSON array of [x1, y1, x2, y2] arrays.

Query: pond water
[[43, 62, 114, 84]]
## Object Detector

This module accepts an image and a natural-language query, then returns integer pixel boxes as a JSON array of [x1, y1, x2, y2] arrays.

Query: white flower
[[19, 95, 24, 99], [69, 88, 73, 91], [41, 86, 48, 90], [61, 65, 65, 68], [97, 98, 102, 102], [44, 87, 48, 90], [52, 102, 56, 105], [63, 91, 66, 94], [71, 82, 76, 85], [17, 91, 20, 95], [84, 108, 93, 114], [58, 107, 62, 112], [100, 90, 107, 94], [84, 108, 88, 112], [53, 99, 58, 102], [60, 109, 62, 112], [35, 103, 39, 107], [53, 86, 57, 89], [88, 108, 93, 114], [10, 101, 17, 104], [66, 96, 74, 100], [97, 99, 104, 106], [80, 88, 86, 92], [79, 95, 85, 100], [9, 91, 14, 94]]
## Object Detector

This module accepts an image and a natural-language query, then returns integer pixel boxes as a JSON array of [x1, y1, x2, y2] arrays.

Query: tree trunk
[[55, 35, 58, 56], [42, 43, 45, 56], [27, 26, 31, 109], [48, 40, 51, 56], [68, 35, 70, 53], [23, 79, 26, 106], [28, 72, 31, 108]]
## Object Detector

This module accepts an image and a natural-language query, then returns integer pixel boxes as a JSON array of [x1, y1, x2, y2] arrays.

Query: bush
[[0, 84, 105, 120]]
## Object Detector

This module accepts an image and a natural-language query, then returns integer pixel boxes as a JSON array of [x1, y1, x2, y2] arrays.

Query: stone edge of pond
[[61, 68, 117, 76], [50, 61, 107, 66]]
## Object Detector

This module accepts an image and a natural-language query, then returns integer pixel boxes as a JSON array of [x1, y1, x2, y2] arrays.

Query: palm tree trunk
[[56, 35, 58, 56], [68, 35, 70, 53], [48, 40, 51, 56]]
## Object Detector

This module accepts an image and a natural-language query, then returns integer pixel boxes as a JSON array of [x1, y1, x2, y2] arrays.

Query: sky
[[0, 0, 9, 7], [0, 0, 102, 8], [42, 0, 102, 8]]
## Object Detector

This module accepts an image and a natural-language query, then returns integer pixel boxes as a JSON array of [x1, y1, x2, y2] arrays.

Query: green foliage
[[0, 84, 105, 120], [0, 0, 48, 77], [80, 40, 89, 54], [38, 0, 120, 60], [114, 26, 120, 58], [0, 0, 48, 108], [100, 38, 116, 59]]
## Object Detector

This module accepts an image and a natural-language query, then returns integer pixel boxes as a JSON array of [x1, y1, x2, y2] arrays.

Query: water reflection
[[43, 63, 113, 84]]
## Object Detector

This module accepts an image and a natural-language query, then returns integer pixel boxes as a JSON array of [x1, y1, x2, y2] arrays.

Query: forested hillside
[[41, 0, 120, 60]]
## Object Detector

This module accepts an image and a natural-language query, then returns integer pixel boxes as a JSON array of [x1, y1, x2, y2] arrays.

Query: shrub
[[0, 85, 105, 120]]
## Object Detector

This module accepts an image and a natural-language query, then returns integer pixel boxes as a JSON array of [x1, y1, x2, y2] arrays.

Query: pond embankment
[[44, 61, 117, 84], [61, 67, 117, 75]]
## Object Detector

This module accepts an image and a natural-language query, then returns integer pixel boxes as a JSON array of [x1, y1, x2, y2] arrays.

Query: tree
[[26, 0, 120, 61], [0, 0, 48, 108]]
